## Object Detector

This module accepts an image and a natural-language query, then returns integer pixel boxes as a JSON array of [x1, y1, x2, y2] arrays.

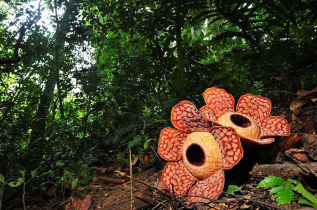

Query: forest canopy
[[0, 0, 316, 208]]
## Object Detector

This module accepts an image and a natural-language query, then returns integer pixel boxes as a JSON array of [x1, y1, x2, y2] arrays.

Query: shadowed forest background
[[0, 0, 316, 209]]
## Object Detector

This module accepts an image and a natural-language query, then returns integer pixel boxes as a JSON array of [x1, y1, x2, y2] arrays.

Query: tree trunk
[[175, 4, 185, 96], [28, 43, 60, 165], [28, 0, 75, 166]]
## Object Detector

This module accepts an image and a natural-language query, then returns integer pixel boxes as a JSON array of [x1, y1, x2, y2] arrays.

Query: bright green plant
[[8, 170, 27, 210], [226, 185, 241, 195], [0, 172, 25, 210], [257, 176, 317, 208], [55, 160, 94, 199], [1, 169, 38, 210]]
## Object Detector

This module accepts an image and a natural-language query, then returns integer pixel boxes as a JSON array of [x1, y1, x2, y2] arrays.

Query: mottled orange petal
[[211, 126, 243, 169], [171, 101, 211, 133], [260, 116, 290, 138], [203, 87, 235, 119], [161, 161, 196, 195], [236, 93, 271, 125], [200, 105, 219, 125], [243, 136, 275, 145], [158, 127, 186, 161], [188, 170, 224, 202]]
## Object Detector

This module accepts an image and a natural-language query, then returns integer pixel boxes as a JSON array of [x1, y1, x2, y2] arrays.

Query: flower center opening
[[186, 144, 205, 166], [230, 114, 251, 128]]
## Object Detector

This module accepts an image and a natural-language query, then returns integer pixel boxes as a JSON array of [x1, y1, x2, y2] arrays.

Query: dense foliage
[[0, 0, 316, 207]]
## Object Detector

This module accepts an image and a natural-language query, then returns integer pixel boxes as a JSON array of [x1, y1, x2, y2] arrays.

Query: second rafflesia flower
[[158, 101, 243, 202], [200, 87, 290, 145]]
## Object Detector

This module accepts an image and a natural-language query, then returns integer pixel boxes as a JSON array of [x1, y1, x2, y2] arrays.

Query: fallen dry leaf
[[80, 195, 93, 210], [279, 134, 302, 151], [303, 117, 315, 134], [292, 153, 310, 163], [65, 195, 93, 210], [291, 114, 298, 121], [302, 133, 317, 160], [290, 99, 311, 112], [297, 87, 317, 97], [73, 198, 82, 209], [132, 155, 139, 166]]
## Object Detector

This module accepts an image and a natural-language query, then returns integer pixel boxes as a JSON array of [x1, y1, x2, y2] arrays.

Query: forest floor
[[30, 89, 317, 210]]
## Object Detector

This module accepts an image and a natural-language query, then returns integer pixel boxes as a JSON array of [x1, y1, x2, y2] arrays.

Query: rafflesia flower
[[201, 87, 290, 145], [158, 101, 243, 202]]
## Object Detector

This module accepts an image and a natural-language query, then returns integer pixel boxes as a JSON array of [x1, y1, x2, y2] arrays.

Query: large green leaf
[[257, 176, 285, 188]]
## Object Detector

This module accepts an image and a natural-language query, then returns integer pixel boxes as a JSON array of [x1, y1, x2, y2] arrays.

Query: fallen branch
[[93, 176, 127, 184], [250, 162, 317, 179]]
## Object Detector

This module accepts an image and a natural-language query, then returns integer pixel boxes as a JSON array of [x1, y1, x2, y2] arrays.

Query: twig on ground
[[151, 200, 167, 210], [129, 149, 134, 210], [134, 195, 153, 206], [150, 145, 162, 164], [226, 193, 286, 210]]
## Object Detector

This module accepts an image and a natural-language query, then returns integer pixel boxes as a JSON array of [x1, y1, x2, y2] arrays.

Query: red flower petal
[[203, 87, 235, 119], [200, 105, 219, 125], [211, 126, 243, 169], [188, 170, 224, 202], [236, 93, 271, 125], [243, 136, 275, 145], [171, 101, 211, 133], [260, 116, 290, 138], [158, 127, 186, 161], [161, 161, 196, 195]]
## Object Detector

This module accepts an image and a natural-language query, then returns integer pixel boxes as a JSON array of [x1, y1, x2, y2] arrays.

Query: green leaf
[[31, 169, 37, 178], [226, 185, 240, 195], [143, 140, 149, 150], [258, 176, 295, 205], [298, 199, 317, 208], [71, 178, 78, 189], [56, 161, 65, 167], [270, 185, 295, 205], [8, 177, 24, 187], [294, 182, 317, 207], [257, 176, 285, 188], [0, 173, 5, 184], [128, 136, 142, 149]]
